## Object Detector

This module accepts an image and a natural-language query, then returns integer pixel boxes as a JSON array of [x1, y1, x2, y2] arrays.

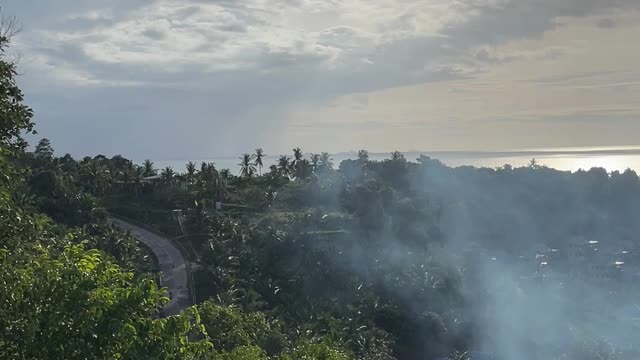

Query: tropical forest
[[2, 13, 640, 360]]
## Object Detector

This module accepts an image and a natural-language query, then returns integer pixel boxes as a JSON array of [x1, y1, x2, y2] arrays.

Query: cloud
[[5, 0, 640, 158], [443, 0, 640, 46], [17, 0, 639, 87], [141, 28, 167, 41], [597, 18, 617, 29]]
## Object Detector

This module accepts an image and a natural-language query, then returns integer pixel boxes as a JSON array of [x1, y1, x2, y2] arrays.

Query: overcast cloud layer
[[4, 0, 640, 159]]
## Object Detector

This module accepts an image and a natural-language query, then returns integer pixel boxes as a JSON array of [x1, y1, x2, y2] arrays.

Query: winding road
[[111, 218, 192, 316]]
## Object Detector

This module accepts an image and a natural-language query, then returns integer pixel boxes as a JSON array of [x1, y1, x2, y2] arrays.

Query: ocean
[[152, 146, 640, 175]]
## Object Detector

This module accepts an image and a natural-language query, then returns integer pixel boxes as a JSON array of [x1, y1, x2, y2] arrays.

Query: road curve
[[111, 218, 192, 316]]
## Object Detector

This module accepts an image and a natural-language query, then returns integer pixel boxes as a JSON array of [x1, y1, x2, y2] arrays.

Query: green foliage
[[0, 244, 211, 359], [0, 32, 34, 155], [209, 346, 268, 360], [239, 153, 257, 179], [0, 29, 216, 360], [281, 340, 351, 360], [28, 167, 98, 226], [198, 301, 278, 353], [34, 138, 54, 159], [4, 19, 637, 356]]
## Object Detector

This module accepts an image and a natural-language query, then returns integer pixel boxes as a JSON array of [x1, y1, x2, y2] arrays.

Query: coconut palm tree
[[309, 153, 321, 172], [161, 166, 175, 184], [129, 165, 145, 198], [198, 162, 217, 187], [292, 148, 303, 165], [142, 160, 156, 177], [219, 168, 231, 184], [81, 161, 111, 195], [238, 153, 256, 178], [216, 168, 232, 201], [319, 152, 333, 171], [294, 159, 313, 180], [290, 148, 303, 176], [357, 150, 369, 162], [186, 161, 197, 184], [277, 155, 292, 178], [254, 148, 265, 176]]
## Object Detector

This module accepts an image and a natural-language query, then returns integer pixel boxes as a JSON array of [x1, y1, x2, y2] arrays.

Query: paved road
[[111, 218, 192, 316]]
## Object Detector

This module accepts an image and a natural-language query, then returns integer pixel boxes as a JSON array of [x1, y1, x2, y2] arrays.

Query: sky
[[3, 0, 640, 160]]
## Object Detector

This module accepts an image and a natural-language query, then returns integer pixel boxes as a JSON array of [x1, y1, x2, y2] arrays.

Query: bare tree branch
[[0, 7, 22, 52]]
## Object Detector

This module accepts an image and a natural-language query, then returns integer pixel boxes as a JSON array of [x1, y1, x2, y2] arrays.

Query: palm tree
[[277, 155, 292, 178], [197, 162, 217, 186], [129, 166, 145, 198], [186, 161, 197, 184], [161, 166, 175, 184], [391, 151, 405, 162], [219, 168, 231, 184], [357, 150, 369, 163], [309, 153, 321, 172], [217, 168, 232, 201], [142, 160, 156, 177], [294, 159, 313, 180], [93, 165, 111, 194], [254, 148, 265, 176], [291, 148, 303, 177], [81, 161, 111, 195], [292, 148, 303, 164], [319, 152, 333, 171], [238, 153, 256, 178]]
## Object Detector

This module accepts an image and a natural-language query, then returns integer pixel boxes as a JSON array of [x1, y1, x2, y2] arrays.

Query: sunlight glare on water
[[153, 146, 640, 174]]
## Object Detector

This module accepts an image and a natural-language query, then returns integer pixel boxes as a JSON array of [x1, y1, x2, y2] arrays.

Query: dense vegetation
[[29, 145, 640, 360], [0, 30, 350, 359], [2, 20, 640, 360]]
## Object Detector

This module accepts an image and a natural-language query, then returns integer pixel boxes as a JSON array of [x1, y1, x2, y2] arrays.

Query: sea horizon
[[151, 145, 640, 174]]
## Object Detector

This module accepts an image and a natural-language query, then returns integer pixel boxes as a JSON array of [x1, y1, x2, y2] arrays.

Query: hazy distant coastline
[[153, 146, 640, 173]]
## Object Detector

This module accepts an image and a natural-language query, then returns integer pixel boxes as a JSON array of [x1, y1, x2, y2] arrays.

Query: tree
[[128, 165, 145, 198], [81, 160, 112, 195], [292, 148, 303, 167], [281, 341, 351, 360], [254, 148, 265, 176], [142, 159, 156, 177], [161, 166, 175, 184], [294, 159, 313, 180], [239, 154, 257, 179], [357, 150, 369, 163], [0, 244, 212, 359], [319, 152, 334, 172], [0, 19, 34, 155], [198, 301, 275, 353], [186, 161, 197, 184], [198, 162, 218, 186], [34, 138, 54, 159], [416, 154, 432, 165], [309, 153, 321, 172], [219, 169, 232, 183], [277, 155, 292, 178], [390, 151, 405, 162]]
